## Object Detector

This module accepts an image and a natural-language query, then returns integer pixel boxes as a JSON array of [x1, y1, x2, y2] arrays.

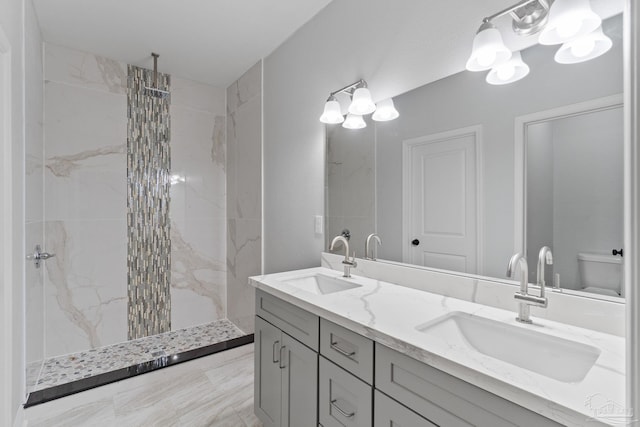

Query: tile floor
[[23, 344, 262, 427]]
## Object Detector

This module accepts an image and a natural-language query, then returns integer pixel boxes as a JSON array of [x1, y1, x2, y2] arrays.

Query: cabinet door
[[255, 316, 283, 427], [281, 332, 318, 427]]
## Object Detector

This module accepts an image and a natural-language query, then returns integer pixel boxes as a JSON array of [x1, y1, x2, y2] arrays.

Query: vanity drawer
[[320, 318, 373, 384], [255, 289, 319, 351], [374, 390, 436, 427], [319, 356, 372, 427], [375, 344, 562, 427]]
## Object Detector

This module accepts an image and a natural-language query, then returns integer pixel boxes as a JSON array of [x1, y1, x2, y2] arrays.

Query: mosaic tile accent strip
[[33, 319, 245, 391], [127, 65, 172, 339]]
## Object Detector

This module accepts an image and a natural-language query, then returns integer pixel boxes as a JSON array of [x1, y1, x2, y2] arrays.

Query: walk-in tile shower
[[24, 43, 262, 404]]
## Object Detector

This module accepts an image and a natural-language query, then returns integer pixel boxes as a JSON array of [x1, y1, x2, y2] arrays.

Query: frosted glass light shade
[[486, 52, 530, 85], [348, 88, 376, 115], [554, 26, 612, 64], [372, 98, 399, 121], [342, 113, 366, 129], [466, 25, 512, 72], [319, 99, 344, 124], [539, 0, 601, 45]]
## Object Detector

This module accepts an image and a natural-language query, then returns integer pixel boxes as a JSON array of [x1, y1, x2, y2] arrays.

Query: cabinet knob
[[411, 239, 420, 246]]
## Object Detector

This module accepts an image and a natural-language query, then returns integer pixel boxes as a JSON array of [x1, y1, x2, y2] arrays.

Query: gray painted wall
[[261, 0, 520, 273]]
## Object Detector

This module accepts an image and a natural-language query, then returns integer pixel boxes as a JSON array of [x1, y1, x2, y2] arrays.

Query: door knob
[[411, 239, 420, 246]]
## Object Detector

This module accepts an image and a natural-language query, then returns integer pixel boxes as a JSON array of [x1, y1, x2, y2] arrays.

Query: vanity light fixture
[[467, 0, 611, 84], [319, 79, 399, 128], [372, 98, 400, 121], [465, 21, 512, 71], [486, 51, 530, 85], [319, 96, 345, 124], [349, 86, 376, 115], [538, 0, 601, 45], [554, 26, 612, 64], [343, 113, 367, 129]]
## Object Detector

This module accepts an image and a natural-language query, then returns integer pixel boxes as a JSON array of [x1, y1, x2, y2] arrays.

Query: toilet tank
[[577, 252, 622, 293]]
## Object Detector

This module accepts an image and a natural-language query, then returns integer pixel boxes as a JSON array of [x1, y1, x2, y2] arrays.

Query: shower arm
[[152, 53, 159, 89]]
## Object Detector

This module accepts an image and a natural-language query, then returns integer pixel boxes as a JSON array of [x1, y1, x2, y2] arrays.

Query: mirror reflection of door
[[403, 127, 480, 274], [526, 104, 623, 296]]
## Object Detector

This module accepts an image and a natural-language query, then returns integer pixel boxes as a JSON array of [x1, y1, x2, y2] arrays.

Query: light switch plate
[[315, 215, 324, 234]]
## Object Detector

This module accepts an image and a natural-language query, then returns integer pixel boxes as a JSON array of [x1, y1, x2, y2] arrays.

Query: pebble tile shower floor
[[30, 319, 246, 392]]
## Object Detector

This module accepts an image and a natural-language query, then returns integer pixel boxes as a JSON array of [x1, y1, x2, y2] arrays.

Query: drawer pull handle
[[279, 346, 286, 369], [330, 341, 356, 358], [272, 340, 280, 364], [330, 399, 355, 418]]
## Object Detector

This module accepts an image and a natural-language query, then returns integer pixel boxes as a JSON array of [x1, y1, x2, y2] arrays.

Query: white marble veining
[[24, 344, 260, 427], [323, 253, 626, 336], [227, 61, 262, 334], [250, 266, 625, 426], [42, 43, 232, 357]]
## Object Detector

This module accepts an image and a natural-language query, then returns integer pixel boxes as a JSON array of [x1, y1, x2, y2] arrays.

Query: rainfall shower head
[[144, 53, 171, 100]]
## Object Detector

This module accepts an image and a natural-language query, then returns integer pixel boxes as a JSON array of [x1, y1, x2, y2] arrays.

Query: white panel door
[[404, 129, 478, 273]]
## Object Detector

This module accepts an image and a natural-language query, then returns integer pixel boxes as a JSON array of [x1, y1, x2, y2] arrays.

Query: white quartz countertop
[[249, 267, 626, 427]]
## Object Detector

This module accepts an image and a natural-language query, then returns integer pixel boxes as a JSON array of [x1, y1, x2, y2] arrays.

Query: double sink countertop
[[249, 266, 625, 427]]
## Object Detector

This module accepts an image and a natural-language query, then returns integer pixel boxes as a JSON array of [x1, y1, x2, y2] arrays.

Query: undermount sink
[[283, 273, 362, 295], [416, 312, 601, 383]]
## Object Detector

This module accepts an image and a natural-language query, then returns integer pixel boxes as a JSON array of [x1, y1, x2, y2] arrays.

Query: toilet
[[578, 252, 623, 297]]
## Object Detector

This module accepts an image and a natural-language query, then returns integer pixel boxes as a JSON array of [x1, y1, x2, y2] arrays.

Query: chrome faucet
[[364, 233, 382, 261], [507, 253, 547, 324], [537, 246, 553, 290], [330, 235, 357, 278]]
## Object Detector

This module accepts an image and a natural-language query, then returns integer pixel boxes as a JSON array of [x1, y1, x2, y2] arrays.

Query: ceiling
[[32, 0, 334, 87], [32, 0, 624, 89]]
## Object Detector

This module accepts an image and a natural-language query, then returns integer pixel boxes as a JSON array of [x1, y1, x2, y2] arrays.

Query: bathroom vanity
[[250, 262, 625, 427]]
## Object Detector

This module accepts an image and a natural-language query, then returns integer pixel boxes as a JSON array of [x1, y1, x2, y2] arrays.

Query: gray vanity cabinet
[[254, 289, 563, 427], [375, 344, 563, 427], [374, 390, 437, 427], [255, 316, 318, 427], [254, 290, 319, 427]]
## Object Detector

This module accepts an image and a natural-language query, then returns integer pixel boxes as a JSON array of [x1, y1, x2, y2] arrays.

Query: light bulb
[[319, 99, 344, 124], [497, 64, 516, 81], [554, 26, 612, 64], [486, 51, 529, 85], [348, 87, 376, 115], [466, 23, 512, 72], [372, 98, 399, 122], [570, 38, 596, 57], [477, 50, 497, 68], [342, 114, 366, 130], [557, 17, 582, 39], [539, 0, 602, 45]]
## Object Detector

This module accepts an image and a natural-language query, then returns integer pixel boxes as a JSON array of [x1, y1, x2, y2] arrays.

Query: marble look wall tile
[[45, 43, 127, 95], [170, 83, 228, 331], [44, 80, 126, 156], [170, 106, 226, 221], [25, 222, 44, 370], [227, 60, 261, 114], [171, 219, 227, 330], [44, 81, 126, 222], [227, 219, 261, 333], [234, 93, 262, 220], [171, 76, 225, 114], [44, 220, 127, 357], [226, 61, 262, 333]]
